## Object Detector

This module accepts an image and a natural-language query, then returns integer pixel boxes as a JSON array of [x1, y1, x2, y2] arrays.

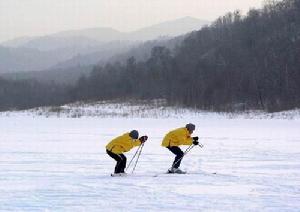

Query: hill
[[0, 17, 208, 74]]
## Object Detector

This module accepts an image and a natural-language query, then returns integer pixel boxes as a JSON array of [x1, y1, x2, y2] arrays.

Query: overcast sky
[[0, 0, 263, 42]]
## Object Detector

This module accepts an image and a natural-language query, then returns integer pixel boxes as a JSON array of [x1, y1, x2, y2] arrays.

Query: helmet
[[186, 123, 195, 132], [129, 130, 139, 139]]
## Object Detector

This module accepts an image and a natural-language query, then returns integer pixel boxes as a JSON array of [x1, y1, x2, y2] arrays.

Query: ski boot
[[167, 167, 186, 174], [111, 172, 127, 177]]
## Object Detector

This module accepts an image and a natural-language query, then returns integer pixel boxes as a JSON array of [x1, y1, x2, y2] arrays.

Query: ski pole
[[132, 143, 145, 174], [171, 144, 195, 169], [126, 145, 142, 172]]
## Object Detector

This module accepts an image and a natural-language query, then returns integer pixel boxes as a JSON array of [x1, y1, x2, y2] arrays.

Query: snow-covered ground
[[1, 105, 300, 211]]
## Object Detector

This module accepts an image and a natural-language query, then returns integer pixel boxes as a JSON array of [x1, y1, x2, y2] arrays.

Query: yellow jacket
[[106, 133, 141, 154], [161, 127, 193, 147]]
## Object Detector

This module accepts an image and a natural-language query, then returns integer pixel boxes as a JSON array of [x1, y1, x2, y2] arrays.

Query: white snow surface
[[1, 105, 300, 211]]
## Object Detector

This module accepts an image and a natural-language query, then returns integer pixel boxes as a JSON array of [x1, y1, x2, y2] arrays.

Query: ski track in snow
[[0, 116, 300, 211]]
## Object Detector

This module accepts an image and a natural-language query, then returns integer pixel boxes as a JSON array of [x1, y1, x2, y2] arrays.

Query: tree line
[[1, 0, 300, 112], [71, 0, 300, 112], [0, 77, 69, 111]]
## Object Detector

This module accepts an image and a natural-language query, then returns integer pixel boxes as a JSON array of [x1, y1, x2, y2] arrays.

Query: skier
[[106, 130, 148, 176], [161, 123, 199, 174]]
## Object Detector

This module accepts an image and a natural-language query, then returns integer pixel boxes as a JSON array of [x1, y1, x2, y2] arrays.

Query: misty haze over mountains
[[0, 17, 209, 77]]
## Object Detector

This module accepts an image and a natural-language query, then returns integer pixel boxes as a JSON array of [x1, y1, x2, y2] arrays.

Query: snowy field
[[1, 108, 300, 211]]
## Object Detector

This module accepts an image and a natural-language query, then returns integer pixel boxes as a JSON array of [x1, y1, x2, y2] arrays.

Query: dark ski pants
[[167, 146, 184, 168], [106, 149, 127, 174]]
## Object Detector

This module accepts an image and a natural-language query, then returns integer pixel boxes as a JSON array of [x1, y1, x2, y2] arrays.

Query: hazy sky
[[0, 0, 263, 42]]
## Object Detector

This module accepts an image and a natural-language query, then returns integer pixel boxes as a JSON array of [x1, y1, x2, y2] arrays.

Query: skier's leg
[[106, 149, 124, 173], [119, 154, 127, 173], [167, 146, 184, 168]]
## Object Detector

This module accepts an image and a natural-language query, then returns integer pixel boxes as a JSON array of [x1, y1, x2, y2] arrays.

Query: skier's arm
[[133, 135, 148, 147], [132, 139, 142, 147], [182, 136, 193, 145]]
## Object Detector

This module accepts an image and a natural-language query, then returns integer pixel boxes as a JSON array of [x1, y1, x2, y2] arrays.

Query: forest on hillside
[[1, 0, 300, 112]]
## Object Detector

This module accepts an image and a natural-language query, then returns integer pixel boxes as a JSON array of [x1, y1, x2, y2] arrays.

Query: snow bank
[[1, 100, 300, 119]]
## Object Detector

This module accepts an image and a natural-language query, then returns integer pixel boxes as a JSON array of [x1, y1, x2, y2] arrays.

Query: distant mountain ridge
[[1, 36, 35, 48], [2, 17, 209, 49], [0, 17, 209, 74], [127, 16, 209, 40], [1, 28, 123, 50]]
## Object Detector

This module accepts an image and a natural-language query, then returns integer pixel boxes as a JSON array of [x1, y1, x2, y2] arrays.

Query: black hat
[[129, 130, 139, 139], [186, 123, 195, 132]]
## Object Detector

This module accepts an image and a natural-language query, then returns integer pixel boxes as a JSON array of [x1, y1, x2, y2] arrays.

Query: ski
[[166, 171, 187, 174], [110, 172, 217, 177], [153, 172, 217, 177], [110, 173, 127, 177], [152, 171, 187, 177]]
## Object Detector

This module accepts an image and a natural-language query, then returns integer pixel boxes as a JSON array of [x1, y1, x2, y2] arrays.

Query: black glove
[[193, 136, 199, 141], [193, 140, 199, 145], [139, 135, 148, 143]]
